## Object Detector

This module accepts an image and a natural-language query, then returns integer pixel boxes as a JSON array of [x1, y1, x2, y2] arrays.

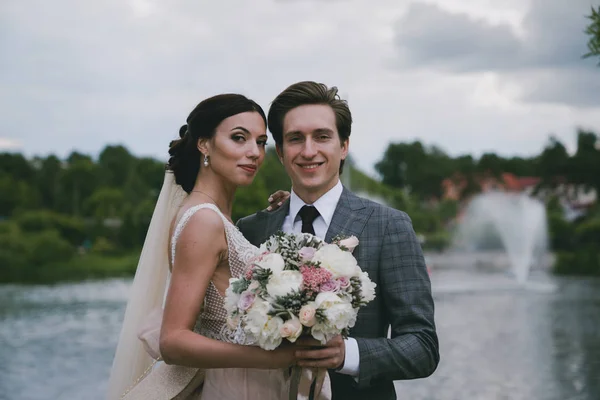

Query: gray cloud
[[0, 0, 398, 169], [393, 0, 600, 106], [516, 68, 600, 107], [0, 0, 599, 176], [393, 3, 522, 71]]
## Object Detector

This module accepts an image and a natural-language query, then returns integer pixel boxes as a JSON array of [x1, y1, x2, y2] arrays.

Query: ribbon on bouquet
[[289, 366, 330, 400]]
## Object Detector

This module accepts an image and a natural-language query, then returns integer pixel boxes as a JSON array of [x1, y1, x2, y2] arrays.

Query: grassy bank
[[2, 251, 140, 285]]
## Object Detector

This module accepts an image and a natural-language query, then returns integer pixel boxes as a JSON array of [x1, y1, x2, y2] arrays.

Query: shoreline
[[0, 251, 140, 285]]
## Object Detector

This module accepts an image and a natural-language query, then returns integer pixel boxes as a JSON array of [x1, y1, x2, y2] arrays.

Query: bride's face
[[205, 111, 268, 186]]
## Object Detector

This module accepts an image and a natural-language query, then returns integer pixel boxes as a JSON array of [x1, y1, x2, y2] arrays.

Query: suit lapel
[[325, 187, 372, 243], [256, 200, 289, 244]]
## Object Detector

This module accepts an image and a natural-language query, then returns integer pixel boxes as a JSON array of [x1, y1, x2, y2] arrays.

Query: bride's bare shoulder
[[173, 206, 226, 245]]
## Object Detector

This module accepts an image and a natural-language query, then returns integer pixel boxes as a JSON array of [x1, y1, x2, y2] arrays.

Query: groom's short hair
[[268, 80, 352, 153]]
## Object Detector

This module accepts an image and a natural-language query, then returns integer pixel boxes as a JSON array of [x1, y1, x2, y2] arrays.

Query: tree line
[[1, 129, 599, 283]]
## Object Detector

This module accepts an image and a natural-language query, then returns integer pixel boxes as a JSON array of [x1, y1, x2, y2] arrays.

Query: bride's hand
[[266, 190, 291, 211], [268, 341, 299, 368]]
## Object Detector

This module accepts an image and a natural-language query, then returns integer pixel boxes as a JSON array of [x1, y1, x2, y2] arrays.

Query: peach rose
[[279, 317, 303, 342], [298, 303, 317, 327]]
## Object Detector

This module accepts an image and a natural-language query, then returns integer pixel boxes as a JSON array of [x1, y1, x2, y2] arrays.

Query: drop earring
[[203, 155, 209, 167]]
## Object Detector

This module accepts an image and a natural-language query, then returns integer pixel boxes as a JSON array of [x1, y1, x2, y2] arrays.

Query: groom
[[237, 81, 439, 399]]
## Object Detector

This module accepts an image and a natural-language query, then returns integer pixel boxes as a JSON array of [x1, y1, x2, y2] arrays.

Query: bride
[[105, 94, 298, 400]]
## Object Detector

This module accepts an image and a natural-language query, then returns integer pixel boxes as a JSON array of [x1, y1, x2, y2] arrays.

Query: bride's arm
[[159, 208, 295, 369]]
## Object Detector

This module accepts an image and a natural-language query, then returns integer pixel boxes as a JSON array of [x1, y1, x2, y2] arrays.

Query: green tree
[[15, 210, 87, 246], [0, 153, 36, 183], [375, 141, 452, 199], [84, 187, 126, 220], [477, 153, 504, 176], [536, 136, 570, 188], [60, 155, 99, 215], [584, 6, 600, 64], [570, 130, 600, 193], [98, 145, 135, 188], [502, 156, 537, 176], [0, 174, 40, 216], [119, 198, 155, 248], [0, 222, 28, 281], [34, 155, 63, 211]]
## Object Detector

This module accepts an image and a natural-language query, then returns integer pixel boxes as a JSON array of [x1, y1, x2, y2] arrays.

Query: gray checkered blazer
[[236, 187, 439, 400]]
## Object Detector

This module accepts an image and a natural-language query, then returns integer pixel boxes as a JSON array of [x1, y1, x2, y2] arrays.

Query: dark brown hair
[[167, 94, 266, 193]]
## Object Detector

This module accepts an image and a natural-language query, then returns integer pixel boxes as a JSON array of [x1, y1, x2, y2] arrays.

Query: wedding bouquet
[[224, 231, 376, 351]]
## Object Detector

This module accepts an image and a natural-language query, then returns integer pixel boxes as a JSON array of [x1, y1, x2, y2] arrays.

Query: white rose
[[257, 253, 285, 275], [358, 271, 376, 303], [311, 322, 339, 345], [260, 316, 284, 350], [312, 244, 359, 278], [279, 316, 303, 342], [243, 300, 284, 350], [244, 300, 271, 334], [338, 236, 359, 252], [226, 314, 240, 330], [314, 291, 342, 309], [315, 292, 357, 330], [224, 278, 241, 314], [266, 270, 303, 298]]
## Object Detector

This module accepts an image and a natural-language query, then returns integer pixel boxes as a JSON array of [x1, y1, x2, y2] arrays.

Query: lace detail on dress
[[170, 203, 260, 345]]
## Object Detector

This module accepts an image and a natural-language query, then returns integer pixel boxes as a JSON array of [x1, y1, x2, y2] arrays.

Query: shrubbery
[[548, 199, 600, 276]]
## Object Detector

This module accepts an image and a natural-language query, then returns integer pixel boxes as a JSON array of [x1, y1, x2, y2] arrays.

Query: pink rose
[[298, 246, 316, 261], [320, 279, 340, 292], [339, 236, 359, 252], [279, 317, 303, 342], [298, 304, 317, 327], [245, 268, 253, 280], [337, 276, 351, 289], [237, 290, 255, 311]]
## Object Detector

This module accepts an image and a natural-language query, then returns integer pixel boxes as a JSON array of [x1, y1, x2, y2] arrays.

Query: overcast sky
[[1, 0, 599, 175]]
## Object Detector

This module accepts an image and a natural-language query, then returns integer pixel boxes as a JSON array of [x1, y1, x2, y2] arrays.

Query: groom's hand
[[294, 334, 345, 370], [266, 190, 290, 211]]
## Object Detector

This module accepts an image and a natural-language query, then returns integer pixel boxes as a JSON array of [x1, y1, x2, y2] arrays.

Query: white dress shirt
[[281, 180, 360, 378]]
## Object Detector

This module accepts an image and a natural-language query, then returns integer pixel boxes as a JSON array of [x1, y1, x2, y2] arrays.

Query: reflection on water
[[1, 269, 599, 400], [395, 269, 600, 400], [549, 280, 600, 399], [0, 280, 130, 400]]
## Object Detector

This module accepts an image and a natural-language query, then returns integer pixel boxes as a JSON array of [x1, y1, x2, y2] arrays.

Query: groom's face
[[276, 104, 348, 201]]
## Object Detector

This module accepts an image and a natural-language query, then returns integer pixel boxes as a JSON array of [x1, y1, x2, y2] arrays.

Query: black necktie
[[298, 205, 320, 235]]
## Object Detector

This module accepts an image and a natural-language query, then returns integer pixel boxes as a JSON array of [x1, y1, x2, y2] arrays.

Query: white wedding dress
[[170, 203, 290, 400]]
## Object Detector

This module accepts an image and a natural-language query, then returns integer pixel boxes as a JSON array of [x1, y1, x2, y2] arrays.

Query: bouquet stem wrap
[[292, 366, 329, 400]]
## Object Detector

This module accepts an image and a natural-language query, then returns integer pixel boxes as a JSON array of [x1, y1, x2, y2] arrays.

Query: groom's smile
[[297, 162, 325, 170]]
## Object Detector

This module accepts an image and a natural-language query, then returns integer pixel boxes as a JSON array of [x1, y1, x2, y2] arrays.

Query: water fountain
[[453, 191, 551, 287]]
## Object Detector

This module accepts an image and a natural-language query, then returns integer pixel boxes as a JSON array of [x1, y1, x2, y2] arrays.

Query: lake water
[[1, 255, 599, 400]]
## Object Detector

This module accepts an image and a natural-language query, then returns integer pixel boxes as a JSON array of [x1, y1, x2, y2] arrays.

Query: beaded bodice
[[170, 203, 260, 344]]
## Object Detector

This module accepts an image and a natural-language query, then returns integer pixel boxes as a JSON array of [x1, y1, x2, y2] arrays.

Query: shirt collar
[[289, 180, 343, 227]]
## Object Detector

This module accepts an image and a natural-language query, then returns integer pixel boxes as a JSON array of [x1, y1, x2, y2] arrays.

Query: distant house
[[441, 172, 540, 201], [441, 172, 596, 217]]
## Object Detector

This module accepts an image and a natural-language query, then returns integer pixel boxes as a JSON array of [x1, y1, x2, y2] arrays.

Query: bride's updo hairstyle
[[168, 94, 267, 193]]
